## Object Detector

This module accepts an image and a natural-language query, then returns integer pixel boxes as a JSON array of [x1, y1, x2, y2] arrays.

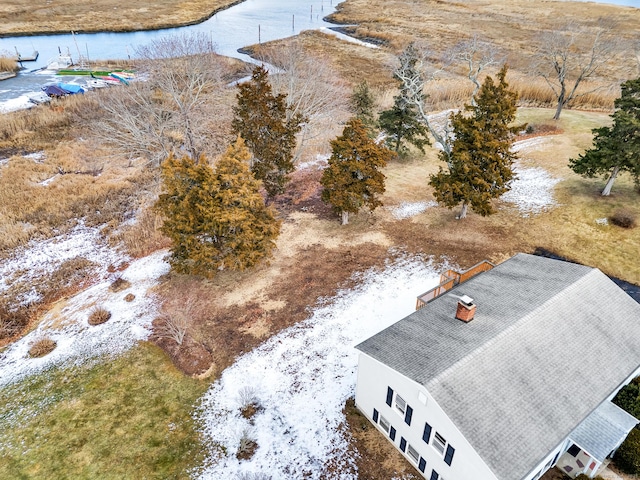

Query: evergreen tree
[[379, 90, 430, 156], [349, 80, 377, 134], [569, 77, 640, 196], [155, 138, 280, 277], [321, 118, 392, 225], [232, 65, 303, 199], [429, 65, 519, 219]]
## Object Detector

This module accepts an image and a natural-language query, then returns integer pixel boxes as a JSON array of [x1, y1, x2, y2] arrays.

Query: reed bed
[[0, 56, 19, 72]]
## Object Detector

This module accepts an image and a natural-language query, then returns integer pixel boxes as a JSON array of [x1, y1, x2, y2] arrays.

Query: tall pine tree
[[429, 65, 519, 219], [155, 138, 280, 277], [379, 91, 429, 156], [232, 65, 303, 199], [569, 77, 640, 196], [349, 80, 377, 135], [321, 118, 392, 225]]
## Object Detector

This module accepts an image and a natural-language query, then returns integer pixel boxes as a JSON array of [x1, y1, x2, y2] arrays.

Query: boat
[[27, 92, 51, 105], [109, 73, 130, 85], [90, 74, 123, 86], [46, 54, 74, 71], [42, 85, 71, 97], [85, 78, 110, 89], [57, 82, 85, 94], [57, 69, 114, 76], [0, 71, 17, 81]]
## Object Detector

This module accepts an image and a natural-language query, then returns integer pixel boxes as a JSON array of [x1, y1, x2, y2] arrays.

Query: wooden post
[[310, 5, 313, 20], [292, 14, 295, 30], [258, 24, 261, 44]]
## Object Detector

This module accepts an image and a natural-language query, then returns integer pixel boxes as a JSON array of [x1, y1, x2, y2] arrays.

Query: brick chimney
[[456, 295, 476, 322]]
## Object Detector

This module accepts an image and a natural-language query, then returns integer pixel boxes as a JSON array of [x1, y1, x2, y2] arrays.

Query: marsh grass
[[0, 343, 208, 479], [28, 337, 57, 357], [0, 0, 239, 35], [88, 306, 112, 326], [0, 57, 19, 72]]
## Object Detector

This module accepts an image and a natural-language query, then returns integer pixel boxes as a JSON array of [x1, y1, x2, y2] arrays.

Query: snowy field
[[0, 251, 169, 387], [389, 201, 437, 220], [0, 223, 125, 305], [502, 136, 562, 216], [195, 257, 442, 479]]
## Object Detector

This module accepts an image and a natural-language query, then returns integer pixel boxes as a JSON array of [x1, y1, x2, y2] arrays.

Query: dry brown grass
[[28, 337, 57, 357], [87, 306, 112, 326], [0, 56, 19, 72], [0, 0, 241, 35]]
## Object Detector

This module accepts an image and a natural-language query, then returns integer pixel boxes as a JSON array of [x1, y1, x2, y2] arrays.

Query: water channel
[[0, 0, 343, 109], [0, 0, 637, 110]]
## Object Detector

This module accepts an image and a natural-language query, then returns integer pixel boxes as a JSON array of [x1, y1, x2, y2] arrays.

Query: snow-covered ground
[[0, 250, 169, 387], [195, 257, 442, 479], [502, 136, 562, 216], [501, 165, 562, 216], [0, 223, 125, 305], [389, 201, 437, 220]]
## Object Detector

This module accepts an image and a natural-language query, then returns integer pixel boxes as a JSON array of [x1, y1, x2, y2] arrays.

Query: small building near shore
[[355, 253, 640, 480]]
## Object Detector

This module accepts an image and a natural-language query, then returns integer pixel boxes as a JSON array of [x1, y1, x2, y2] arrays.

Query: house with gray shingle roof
[[354, 253, 640, 480]]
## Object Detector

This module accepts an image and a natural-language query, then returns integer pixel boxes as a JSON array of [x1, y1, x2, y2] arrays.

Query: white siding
[[355, 353, 499, 480]]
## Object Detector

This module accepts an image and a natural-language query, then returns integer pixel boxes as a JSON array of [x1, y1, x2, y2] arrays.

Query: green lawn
[[0, 343, 209, 480]]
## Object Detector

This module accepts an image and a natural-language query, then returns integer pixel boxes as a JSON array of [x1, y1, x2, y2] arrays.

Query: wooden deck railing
[[416, 260, 495, 310]]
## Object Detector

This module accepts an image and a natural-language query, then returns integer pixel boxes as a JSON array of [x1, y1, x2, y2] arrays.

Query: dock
[[12, 49, 39, 63], [0, 71, 18, 81]]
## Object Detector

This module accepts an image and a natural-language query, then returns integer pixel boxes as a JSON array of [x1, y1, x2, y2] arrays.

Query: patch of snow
[[501, 165, 562, 216], [0, 95, 34, 114], [0, 251, 170, 387], [38, 174, 58, 186], [297, 154, 329, 171], [24, 151, 45, 162], [320, 27, 380, 49], [0, 223, 126, 304], [195, 257, 442, 479], [389, 201, 437, 220], [596, 218, 608, 226], [512, 136, 550, 153]]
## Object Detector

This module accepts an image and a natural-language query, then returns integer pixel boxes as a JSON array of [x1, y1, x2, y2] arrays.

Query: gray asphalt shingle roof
[[356, 253, 640, 480], [570, 401, 639, 462]]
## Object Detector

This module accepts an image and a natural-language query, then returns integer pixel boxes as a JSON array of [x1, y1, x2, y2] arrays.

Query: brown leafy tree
[[429, 66, 519, 219], [321, 118, 392, 225], [154, 137, 280, 277], [232, 65, 303, 199]]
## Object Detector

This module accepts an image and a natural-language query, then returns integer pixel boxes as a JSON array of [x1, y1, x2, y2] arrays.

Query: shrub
[[88, 306, 112, 326], [614, 428, 640, 474], [28, 337, 57, 358], [238, 386, 262, 420], [236, 428, 258, 460], [109, 277, 131, 292], [124, 293, 135, 302], [613, 377, 640, 419], [609, 209, 637, 229]]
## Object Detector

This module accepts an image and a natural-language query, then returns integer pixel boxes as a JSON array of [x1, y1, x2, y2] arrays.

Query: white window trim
[[394, 393, 407, 416], [407, 443, 420, 464], [432, 431, 447, 456], [379, 415, 391, 434]]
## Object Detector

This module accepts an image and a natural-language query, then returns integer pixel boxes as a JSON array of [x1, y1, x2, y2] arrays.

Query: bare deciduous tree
[[96, 32, 235, 166], [156, 297, 201, 345], [257, 41, 350, 163], [535, 22, 617, 120], [449, 35, 500, 106], [392, 42, 455, 164]]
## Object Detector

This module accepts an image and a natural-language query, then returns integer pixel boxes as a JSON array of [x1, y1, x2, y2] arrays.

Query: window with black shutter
[[390, 426, 396, 441], [418, 458, 426, 473], [444, 444, 455, 466], [386, 387, 394, 407], [404, 405, 413, 425], [372, 408, 379, 423], [400, 437, 407, 452], [430, 470, 439, 480], [422, 422, 432, 443]]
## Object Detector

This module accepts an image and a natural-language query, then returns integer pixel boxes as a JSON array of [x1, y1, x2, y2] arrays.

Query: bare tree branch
[[534, 21, 617, 120], [449, 35, 501, 106]]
